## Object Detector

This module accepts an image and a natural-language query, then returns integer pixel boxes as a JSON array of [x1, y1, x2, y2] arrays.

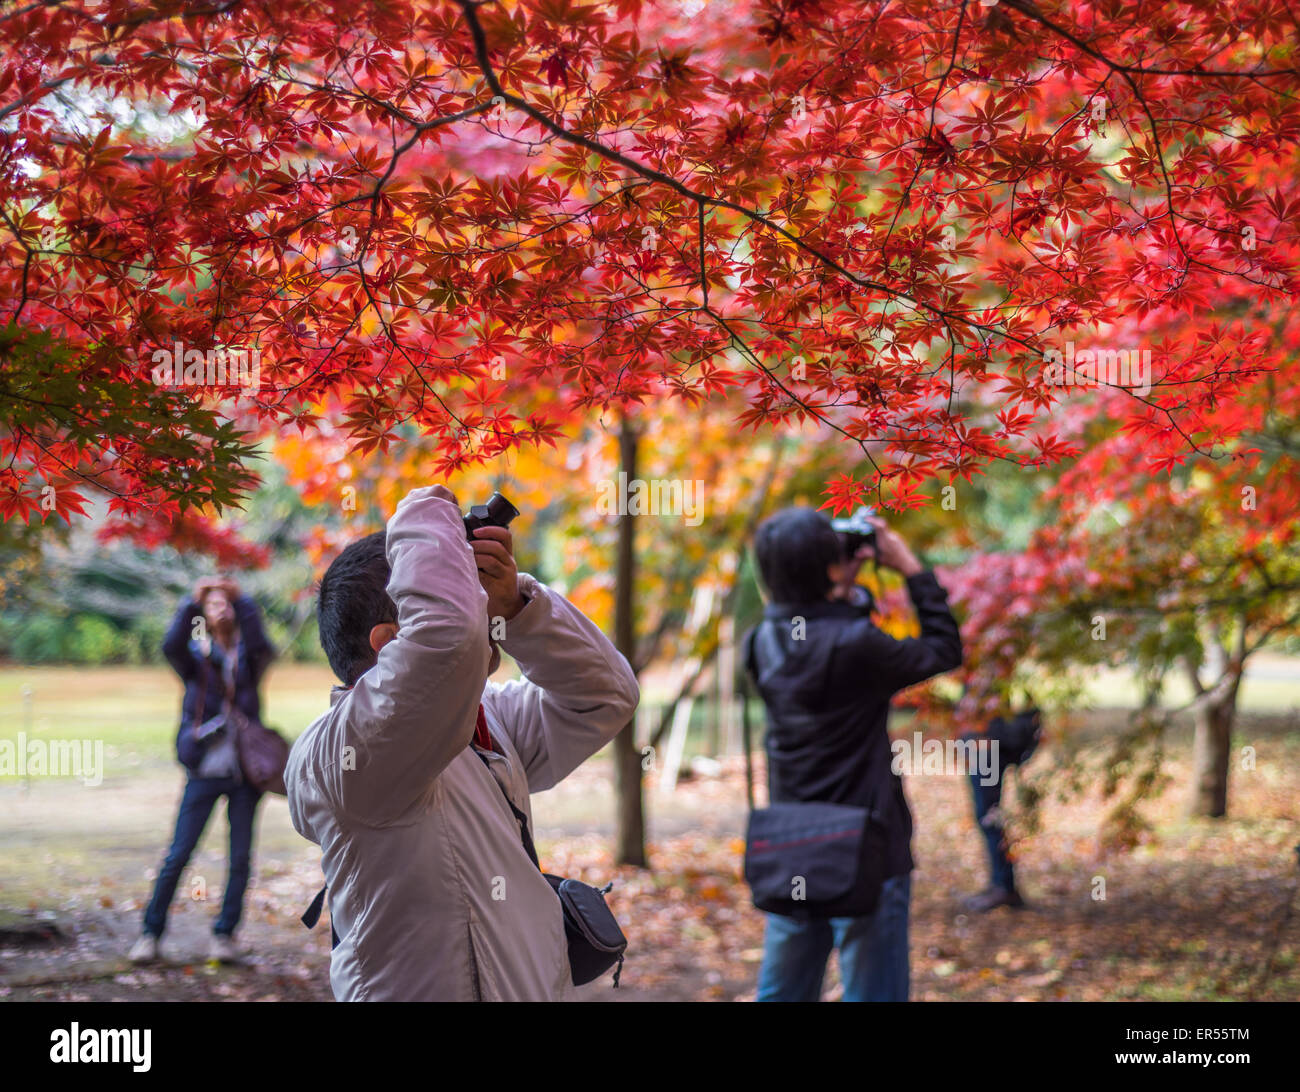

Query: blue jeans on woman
[[143, 775, 261, 938], [755, 872, 911, 1002]]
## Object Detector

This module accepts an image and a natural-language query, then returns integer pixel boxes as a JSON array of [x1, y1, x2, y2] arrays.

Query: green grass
[[0, 655, 1295, 784], [1078, 657, 1299, 713]]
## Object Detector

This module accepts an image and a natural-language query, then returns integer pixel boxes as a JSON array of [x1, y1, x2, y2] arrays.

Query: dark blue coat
[[162, 595, 275, 773]]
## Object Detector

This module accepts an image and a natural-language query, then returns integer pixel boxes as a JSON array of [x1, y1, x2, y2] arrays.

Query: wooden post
[[613, 416, 646, 866]]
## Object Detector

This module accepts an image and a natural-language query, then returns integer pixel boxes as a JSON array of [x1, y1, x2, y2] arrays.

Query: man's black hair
[[753, 506, 842, 605], [317, 531, 397, 686]]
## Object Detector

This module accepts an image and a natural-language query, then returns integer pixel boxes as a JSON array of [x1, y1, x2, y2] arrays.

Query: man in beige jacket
[[286, 484, 639, 1000]]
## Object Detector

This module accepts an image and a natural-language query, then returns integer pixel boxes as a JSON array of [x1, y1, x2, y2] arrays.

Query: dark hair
[[753, 507, 842, 604], [317, 531, 397, 686]]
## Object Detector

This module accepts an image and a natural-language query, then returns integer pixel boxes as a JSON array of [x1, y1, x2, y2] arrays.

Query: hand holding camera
[[464, 492, 526, 622], [832, 507, 924, 579], [866, 520, 923, 577]]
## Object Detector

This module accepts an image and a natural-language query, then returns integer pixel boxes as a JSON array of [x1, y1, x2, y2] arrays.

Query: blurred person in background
[[744, 508, 963, 1001], [129, 576, 275, 964], [959, 683, 1041, 913]]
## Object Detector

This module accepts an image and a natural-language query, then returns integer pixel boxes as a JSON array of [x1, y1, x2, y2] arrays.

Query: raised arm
[[312, 486, 491, 826], [161, 596, 204, 680], [484, 574, 640, 793], [840, 570, 963, 691], [829, 517, 962, 691], [231, 593, 276, 685]]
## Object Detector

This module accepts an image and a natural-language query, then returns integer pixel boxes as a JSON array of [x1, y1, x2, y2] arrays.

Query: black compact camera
[[830, 505, 877, 560], [464, 492, 520, 540]]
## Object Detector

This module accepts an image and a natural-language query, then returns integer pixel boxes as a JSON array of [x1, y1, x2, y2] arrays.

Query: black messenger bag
[[744, 800, 889, 919]]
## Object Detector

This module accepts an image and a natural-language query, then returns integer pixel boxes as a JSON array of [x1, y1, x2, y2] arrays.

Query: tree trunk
[[613, 417, 647, 866], [1188, 674, 1241, 818]]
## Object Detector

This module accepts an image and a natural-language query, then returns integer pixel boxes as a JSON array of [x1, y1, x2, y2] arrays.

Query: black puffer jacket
[[743, 571, 963, 879]]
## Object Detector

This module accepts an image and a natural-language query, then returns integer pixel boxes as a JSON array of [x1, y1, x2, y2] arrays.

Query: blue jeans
[[969, 770, 1015, 891], [756, 873, 911, 1002], [143, 775, 261, 938]]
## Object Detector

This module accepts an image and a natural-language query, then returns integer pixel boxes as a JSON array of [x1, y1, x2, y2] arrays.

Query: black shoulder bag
[[740, 622, 890, 919]]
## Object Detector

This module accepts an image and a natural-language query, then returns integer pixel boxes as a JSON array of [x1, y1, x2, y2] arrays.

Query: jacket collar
[[762, 599, 861, 622]]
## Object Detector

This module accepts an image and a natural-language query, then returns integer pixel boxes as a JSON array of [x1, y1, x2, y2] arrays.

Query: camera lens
[[484, 493, 520, 527]]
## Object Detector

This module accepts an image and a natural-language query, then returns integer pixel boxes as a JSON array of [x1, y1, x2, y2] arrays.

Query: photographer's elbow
[[455, 605, 491, 656], [616, 671, 641, 726], [603, 657, 640, 738]]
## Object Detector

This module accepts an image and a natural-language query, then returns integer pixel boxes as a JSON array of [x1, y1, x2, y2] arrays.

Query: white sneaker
[[128, 934, 161, 963], [209, 934, 242, 963]]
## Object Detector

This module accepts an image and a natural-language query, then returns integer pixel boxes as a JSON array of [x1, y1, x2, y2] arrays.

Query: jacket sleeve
[[233, 595, 276, 685], [162, 597, 204, 680], [839, 570, 963, 691], [483, 573, 640, 793], [307, 487, 492, 827]]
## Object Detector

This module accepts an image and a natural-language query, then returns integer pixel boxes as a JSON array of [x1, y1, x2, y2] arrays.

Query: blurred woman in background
[[129, 577, 274, 964]]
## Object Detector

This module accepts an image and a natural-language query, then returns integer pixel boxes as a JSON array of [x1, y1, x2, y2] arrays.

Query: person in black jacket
[[129, 577, 275, 964], [745, 507, 962, 1001]]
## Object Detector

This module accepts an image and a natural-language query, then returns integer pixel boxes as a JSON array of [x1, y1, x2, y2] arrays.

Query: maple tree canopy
[[1, 0, 1297, 528]]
